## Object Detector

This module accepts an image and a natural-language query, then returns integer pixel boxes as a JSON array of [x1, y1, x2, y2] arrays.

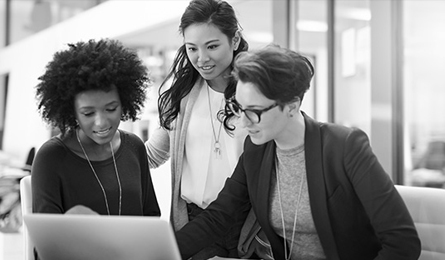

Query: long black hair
[[158, 0, 248, 130]]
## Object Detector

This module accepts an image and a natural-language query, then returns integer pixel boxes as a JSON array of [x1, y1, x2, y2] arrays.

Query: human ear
[[288, 99, 301, 117], [232, 31, 241, 51]]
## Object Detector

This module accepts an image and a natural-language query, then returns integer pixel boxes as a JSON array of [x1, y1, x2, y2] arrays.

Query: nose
[[198, 49, 210, 62], [94, 112, 107, 128], [239, 112, 253, 128]]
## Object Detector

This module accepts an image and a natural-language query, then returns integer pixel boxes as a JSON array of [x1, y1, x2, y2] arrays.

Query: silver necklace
[[206, 84, 224, 157], [276, 162, 305, 260], [76, 129, 122, 215]]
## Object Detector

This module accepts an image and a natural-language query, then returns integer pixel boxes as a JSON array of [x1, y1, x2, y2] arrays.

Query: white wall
[[0, 0, 190, 161]]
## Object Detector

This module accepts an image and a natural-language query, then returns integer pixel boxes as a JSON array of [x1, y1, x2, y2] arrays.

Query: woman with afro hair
[[32, 39, 160, 219]]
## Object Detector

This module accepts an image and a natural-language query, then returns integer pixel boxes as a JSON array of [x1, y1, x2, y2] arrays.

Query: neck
[[76, 129, 116, 160], [206, 75, 229, 93], [274, 111, 305, 150]]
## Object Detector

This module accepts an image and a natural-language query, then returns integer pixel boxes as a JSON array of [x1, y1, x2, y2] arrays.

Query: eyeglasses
[[227, 99, 279, 124]]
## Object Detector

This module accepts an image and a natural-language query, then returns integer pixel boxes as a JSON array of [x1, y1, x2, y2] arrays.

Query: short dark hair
[[36, 39, 150, 135], [222, 45, 314, 131], [233, 45, 314, 104]]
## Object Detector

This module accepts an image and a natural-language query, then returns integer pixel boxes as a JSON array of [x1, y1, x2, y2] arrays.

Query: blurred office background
[[1, 0, 445, 258]]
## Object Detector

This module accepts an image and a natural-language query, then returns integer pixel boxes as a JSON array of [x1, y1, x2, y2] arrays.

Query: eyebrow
[[184, 39, 221, 46], [236, 101, 269, 110], [78, 101, 120, 110]]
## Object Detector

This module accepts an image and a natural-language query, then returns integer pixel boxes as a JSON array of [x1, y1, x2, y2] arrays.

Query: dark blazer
[[176, 112, 421, 260]]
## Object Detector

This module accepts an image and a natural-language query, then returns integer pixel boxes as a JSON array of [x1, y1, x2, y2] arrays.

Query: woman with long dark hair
[[145, 0, 248, 258]]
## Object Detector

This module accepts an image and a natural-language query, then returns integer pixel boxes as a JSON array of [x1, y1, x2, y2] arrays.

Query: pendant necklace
[[76, 129, 122, 215], [276, 162, 305, 260], [206, 84, 224, 158]]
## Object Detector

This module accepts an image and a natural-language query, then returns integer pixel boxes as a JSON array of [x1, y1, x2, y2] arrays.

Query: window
[[404, 0, 445, 188]]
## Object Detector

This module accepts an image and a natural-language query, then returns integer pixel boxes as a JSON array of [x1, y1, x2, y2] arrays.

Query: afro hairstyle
[[35, 38, 151, 135]]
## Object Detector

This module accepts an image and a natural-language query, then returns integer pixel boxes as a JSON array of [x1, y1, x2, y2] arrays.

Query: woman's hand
[[65, 205, 99, 215]]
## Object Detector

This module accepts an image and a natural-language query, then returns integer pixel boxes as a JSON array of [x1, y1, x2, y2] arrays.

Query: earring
[[233, 35, 240, 51]]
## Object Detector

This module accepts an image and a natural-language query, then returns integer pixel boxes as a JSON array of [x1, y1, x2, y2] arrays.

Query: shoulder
[[35, 137, 68, 158], [319, 122, 369, 144], [314, 122, 372, 161], [303, 113, 372, 159], [33, 137, 70, 171], [120, 129, 141, 140], [119, 130, 146, 154], [320, 121, 355, 137], [120, 130, 144, 146], [304, 112, 368, 144]]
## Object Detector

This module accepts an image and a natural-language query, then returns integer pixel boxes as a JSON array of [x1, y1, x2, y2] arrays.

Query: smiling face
[[235, 80, 292, 146], [74, 86, 122, 146], [184, 23, 238, 86]]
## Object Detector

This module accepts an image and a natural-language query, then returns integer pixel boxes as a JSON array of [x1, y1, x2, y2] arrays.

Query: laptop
[[23, 213, 182, 260]]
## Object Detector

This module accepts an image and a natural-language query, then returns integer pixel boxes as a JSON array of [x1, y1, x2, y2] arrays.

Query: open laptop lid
[[23, 213, 181, 260]]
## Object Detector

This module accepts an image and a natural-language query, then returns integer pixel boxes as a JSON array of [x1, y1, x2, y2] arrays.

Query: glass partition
[[404, 0, 445, 188], [292, 0, 328, 121], [334, 1, 371, 134]]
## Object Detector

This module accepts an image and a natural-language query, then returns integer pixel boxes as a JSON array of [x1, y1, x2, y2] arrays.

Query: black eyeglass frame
[[226, 99, 279, 124]]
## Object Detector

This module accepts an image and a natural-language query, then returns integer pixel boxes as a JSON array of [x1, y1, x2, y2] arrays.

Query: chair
[[395, 185, 445, 260], [20, 175, 34, 260], [22, 147, 35, 173]]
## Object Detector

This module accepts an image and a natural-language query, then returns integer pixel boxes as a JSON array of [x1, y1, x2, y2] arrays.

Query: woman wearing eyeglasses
[[175, 45, 421, 260]]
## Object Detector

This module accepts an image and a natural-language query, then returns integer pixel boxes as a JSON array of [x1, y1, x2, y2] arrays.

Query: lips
[[94, 127, 112, 137], [200, 65, 215, 71]]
